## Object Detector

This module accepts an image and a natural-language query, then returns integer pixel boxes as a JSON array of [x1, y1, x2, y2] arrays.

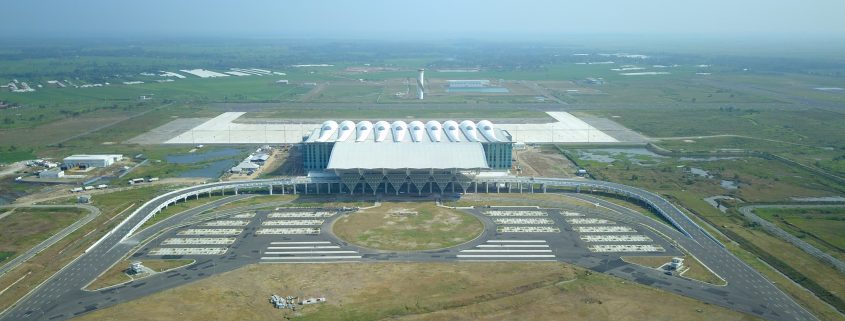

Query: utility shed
[[39, 168, 65, 179]]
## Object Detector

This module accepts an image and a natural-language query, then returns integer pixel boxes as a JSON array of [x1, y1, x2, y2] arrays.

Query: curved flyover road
[[0, 176, 819, 321]]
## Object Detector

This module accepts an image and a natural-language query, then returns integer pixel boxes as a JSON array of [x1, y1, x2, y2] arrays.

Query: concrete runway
[[146, 111, 621, 145], [0, 177, 819, 321]]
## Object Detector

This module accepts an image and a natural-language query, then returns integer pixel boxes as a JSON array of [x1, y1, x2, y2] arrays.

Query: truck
[[129, 178, 145, 185]]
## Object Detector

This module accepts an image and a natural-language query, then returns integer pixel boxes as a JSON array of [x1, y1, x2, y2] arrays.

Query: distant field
[[75, 262, 759, 321], [228, 102, 555, 120]]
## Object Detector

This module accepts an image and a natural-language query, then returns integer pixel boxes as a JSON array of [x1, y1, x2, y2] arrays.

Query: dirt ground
[[513, 145, 578, 178], [261, 145, 303, 177], [227, 148, 286, 180], [76, 262, 759, 321]]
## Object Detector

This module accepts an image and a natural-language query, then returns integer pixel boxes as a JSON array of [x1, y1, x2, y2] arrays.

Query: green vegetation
[[755, 207, 845, 260], [0, 207, 86, 267], [581, 107, 845, 177], [333, 202, 483, 251], [560, 146, 845, 318], [0, 150, 35, 163]]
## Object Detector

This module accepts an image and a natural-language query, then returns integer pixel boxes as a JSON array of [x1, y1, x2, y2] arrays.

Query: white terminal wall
[[327, 142, 489, 170]]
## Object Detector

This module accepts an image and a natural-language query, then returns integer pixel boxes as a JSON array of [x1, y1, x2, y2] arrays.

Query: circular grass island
[[332, 202, 483, 251]]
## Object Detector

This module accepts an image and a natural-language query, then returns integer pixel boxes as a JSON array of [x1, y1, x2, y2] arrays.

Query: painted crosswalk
[[457, 240, 556, 261], [260, 241, 361, 263]]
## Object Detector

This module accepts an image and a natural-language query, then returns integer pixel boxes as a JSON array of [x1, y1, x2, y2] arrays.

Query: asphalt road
[[739, 204, 845, 273], [0, 205, 100, 278], [0, 177, 821, 321]]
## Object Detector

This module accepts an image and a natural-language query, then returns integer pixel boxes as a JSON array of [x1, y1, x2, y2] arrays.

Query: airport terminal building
[[302, 120, 513, 194]]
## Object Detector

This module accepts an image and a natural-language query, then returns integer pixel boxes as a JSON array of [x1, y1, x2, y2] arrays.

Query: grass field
[[75, 262, 759, 321], [0, 185, 173, 311], [333, 202, 483, 251], [755, 207, 845, 261], [0, 207, 86, 267]]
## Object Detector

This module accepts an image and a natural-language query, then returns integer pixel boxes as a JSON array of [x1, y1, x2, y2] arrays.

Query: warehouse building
[[302, 120, 513, 194], [63, 154, 124, 168]]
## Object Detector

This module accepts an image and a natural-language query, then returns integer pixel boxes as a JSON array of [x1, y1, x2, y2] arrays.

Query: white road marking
[[266, 246, 340, 249], [260, 256, 362, 260], [264, 251, 358, 254]]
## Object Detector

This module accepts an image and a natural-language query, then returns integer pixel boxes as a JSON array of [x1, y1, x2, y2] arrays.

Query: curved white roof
[[409, 121, 425, 142], [374, 121, 390, 142], [317, 120, 338, 142], [459, 120, 479, 142], [337, 120, 355, 142], [391, 121, 408, 142], [426, 120, 442, 142], [355, 121, 373, 142], [477, 120, 499, 142], [308, 119, 509, 143], [443, 120, 461, 142]]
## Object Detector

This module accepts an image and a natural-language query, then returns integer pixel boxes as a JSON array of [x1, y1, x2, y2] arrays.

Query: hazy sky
[[2, 0, 843, 39]]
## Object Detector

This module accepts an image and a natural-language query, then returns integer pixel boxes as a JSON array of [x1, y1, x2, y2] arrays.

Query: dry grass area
[[0, 186, 167, 311], [0, 207, 86, 267], [76, 262, 759, 321], [86, 259, 195, 291], [622, 256, 726, 286], [514, 145, 578, 178], [333, 202, 483, 251]]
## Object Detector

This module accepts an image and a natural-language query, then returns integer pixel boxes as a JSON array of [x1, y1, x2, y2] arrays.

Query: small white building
[[39, 168, 65, 179], [670, 257, 685, 270], [231, 160, 259, 173], [250, 153, 270, 164], [63, 154, 124, 168]]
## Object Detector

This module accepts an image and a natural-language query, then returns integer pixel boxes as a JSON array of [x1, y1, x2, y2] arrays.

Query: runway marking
[[149, 247, 228, 255], [267, 246, 340, 250], [457, 255, 556, 258], [461, 249, 552, 253], [477, 244, 549, 248], [270, 241, 331, 245], [260, 256, 362, 260], [264, 251, 358, 254], [486, 240, 546, 243]]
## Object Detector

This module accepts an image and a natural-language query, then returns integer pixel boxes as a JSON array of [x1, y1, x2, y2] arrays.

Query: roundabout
[[331, 202, 484, 251]]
